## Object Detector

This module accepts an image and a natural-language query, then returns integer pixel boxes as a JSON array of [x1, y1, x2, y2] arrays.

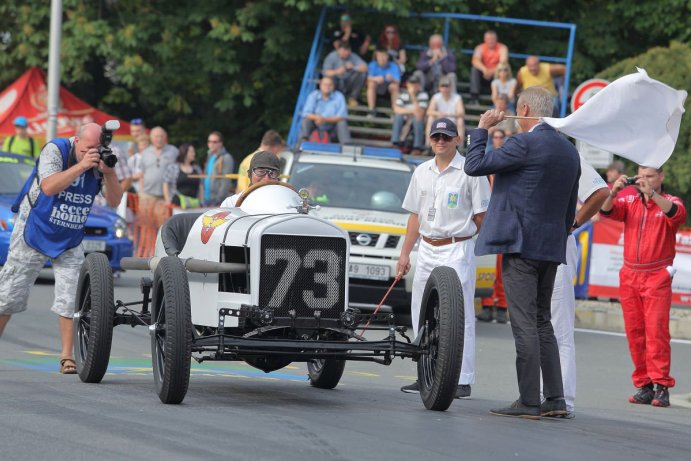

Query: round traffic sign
[[571, 79, 609, 112]]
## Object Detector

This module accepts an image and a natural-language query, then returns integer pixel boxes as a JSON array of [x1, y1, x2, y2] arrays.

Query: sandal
[[59, 358, 77, 375]]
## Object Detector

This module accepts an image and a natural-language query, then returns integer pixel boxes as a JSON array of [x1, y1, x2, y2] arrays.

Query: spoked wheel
[[417, 266, 464, 411], [151, 256, 192, 404], [74, 252, 115, 383], [307, 359, 346, 389]]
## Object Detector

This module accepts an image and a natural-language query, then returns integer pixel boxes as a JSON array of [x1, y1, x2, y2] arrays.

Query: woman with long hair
[[162, 143, 204, 208], [378, 24, 406, 74]]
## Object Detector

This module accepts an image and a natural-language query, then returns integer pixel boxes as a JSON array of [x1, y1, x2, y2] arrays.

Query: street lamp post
[[46, 0, 62, 141]]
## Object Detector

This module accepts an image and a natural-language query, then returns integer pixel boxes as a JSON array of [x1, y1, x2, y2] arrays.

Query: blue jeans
[[391, 114, 424, 148]]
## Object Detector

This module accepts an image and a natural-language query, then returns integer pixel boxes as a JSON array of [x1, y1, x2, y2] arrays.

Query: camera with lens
[[99, 120, 120, 168], [625, 176, 638, 186]]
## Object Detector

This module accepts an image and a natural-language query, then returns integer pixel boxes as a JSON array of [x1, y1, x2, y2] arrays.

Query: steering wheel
[[235, 180, 297, 207]]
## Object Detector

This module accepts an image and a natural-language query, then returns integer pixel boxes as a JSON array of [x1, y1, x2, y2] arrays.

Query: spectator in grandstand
[[413, 34, 457, 95], [470, 30, 509, 106], [487, 128, 506, 153], [204, 131, 235, 206], [332, 12, 371, 56], [322, 41, 368, 108], [391, 75, 428, 154], [491, 63, 517, 112], [135, 126, 179, 226], [299, 76, 351, 146], [236, 130, 285, 193], [366, 47, 401, 117], [2, 116, 39, 159], [163, 143, 203, 209], [425, 75, 465, 146], [516, 55, 565, 116], [378, 24, 407, 75]]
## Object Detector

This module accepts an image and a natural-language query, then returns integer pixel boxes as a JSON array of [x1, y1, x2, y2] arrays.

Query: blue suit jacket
[[464, 124, 580, 264]]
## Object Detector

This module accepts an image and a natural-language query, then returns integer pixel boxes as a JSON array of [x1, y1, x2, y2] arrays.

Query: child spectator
[[366, 47, 401, 117]]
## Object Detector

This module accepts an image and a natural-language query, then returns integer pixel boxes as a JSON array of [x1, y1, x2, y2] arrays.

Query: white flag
[[543, 68, 687, 169]]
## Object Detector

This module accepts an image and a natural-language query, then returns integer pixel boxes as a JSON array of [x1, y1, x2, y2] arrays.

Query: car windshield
[[0, 157, 34, 195], [289, 162, 411, 213]]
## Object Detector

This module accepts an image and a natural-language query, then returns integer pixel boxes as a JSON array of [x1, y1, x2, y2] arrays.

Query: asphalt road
[[1, 272, 690, 461]]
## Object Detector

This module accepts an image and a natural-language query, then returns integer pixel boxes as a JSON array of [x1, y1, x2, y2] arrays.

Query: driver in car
[[221, 151, 280, 207]]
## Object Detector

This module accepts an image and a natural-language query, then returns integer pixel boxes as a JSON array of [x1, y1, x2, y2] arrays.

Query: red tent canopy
[[0, 67, 131, 143]]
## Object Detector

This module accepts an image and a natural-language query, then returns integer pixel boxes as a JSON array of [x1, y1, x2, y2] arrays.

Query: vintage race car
[[74, 182, 465, 411]]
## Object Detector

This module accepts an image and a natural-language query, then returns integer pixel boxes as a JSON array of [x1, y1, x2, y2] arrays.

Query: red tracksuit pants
[[619, 266, 675, 388]]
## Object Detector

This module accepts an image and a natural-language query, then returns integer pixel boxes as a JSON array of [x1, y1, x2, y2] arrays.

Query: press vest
[[12, 138, 102, 258]]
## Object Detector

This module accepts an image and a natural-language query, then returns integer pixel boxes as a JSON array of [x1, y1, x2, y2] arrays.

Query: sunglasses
[[130, 118, 143, 124], [493, 135, 505, 139], [430, 133, 454, 142], [252, 167, 279, 179], [207, 139, 221, 144]]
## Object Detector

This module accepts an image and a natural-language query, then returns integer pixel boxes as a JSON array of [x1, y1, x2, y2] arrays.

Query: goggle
[[252, 167, 279, 179]]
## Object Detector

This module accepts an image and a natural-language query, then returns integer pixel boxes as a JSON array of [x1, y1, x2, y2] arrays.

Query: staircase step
[[348, 114, 393, 125], [350, 104, 393, 115], [350, 126, 393, 136]]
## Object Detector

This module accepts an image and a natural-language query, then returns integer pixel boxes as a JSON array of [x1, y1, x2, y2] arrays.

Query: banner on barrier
[[587, 218, 691, 305]]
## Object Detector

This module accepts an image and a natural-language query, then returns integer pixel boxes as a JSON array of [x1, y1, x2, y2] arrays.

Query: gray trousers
[[502, 254, 564, 407], [334, 71, 366, 101], [299, 118, 351, 144]]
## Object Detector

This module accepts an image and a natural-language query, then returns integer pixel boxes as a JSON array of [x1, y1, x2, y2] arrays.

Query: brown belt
[[422, 235, 472, 246]]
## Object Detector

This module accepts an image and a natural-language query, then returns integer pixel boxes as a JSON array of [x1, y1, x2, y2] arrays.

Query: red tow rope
[[358, 274, 402, 336]]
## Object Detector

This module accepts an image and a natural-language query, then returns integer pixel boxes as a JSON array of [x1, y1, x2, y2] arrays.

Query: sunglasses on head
[[130, 118, 143, 125], [430, 133, 453, 142], [252, 167, 279, 179]]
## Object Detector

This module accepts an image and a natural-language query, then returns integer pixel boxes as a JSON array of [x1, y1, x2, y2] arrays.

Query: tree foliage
[[0, 0, 689, 164], [597, 41, 691, 220]]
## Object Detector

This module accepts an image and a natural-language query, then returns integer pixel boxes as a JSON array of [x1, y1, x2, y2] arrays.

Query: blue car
[[0, 151, 133, 269]]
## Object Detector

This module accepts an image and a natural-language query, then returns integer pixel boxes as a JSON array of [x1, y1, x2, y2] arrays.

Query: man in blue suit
[[464, 87, 580, 419]]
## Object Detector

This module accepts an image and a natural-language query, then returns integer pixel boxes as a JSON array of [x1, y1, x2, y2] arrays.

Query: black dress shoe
[[490, 400, 541, 420], [541, 398, 568, 417]]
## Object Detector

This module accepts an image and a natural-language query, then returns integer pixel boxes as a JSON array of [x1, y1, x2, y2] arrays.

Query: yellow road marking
[[22, 350, 60, 357], [394, 375, 417, 380], [349, 371, 380, 377]]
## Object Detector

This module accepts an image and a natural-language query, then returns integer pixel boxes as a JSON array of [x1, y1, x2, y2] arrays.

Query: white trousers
[[411, 239, 476, 385], [549, 234, 578, 412]]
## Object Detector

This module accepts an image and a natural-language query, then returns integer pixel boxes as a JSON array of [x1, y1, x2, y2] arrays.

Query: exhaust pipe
[[120, 256, 244, 274]]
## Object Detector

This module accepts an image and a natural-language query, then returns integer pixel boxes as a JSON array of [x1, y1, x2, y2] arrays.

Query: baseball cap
[[429, 118, 458, 137], [250, 151, 280, 171], [340, 14, 351, 22], [407, 75, 421, 84], [13, 116, 28, 128]]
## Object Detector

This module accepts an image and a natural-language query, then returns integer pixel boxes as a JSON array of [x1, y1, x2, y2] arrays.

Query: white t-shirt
[[402, 153, 491, 238], [578, 154, 607, 202], [431, 93, 462, 117], [220, 193, 241, 208]]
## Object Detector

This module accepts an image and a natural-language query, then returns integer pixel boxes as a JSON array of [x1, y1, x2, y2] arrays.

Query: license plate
[[349, 263, 390, 281], [82, 240, 106, 253]]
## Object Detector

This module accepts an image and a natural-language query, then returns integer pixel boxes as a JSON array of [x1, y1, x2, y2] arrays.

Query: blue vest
[[12, 138, 102, 258]]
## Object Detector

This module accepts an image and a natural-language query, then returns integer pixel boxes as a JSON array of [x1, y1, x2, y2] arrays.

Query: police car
[[75, 183, 466, 411], [0, 151, 133, 269], [282, 143, 496, 320]]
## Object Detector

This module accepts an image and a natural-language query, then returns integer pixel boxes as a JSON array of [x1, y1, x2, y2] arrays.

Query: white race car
[[73, 182, 465, 411]]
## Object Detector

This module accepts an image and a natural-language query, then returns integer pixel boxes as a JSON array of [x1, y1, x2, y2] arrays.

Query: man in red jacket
[[600, 166, 686, 408]]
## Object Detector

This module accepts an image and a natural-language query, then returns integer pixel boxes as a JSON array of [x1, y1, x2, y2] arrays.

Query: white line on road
[[576, 328, 691, 345]]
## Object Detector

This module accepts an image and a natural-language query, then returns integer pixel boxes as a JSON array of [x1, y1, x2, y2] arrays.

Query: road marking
[[22, 350, 60, 356], [349, 371, 379, 377], [575, 328, 691, 345], [394, 375, 417, 381]]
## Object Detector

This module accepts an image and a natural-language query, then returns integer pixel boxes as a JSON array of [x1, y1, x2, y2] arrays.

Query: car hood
[[309, 206, 407, 234], [0, 193, 119, 231]]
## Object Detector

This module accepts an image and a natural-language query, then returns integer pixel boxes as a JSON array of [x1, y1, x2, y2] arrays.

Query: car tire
[[74, 252, 115, 383], [417, 266, 464, 411], [307, 359, 346, 389], [151, 256, 192, 404]]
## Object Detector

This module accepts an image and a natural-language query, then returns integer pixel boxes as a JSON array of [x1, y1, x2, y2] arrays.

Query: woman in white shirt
[[425, 76, 465, 146], [490, 63, 516, 111]]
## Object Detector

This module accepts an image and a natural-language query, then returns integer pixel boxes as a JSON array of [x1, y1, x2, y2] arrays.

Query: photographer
[[0, 123, 123, 374], [600, 166, 686, 407]]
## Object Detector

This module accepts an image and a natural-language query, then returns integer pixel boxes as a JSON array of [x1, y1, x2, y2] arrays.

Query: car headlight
[[114, 217, 128, 239]]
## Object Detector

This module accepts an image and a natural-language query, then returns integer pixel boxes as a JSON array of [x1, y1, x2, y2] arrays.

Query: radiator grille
[[259, 234, 347, 318]]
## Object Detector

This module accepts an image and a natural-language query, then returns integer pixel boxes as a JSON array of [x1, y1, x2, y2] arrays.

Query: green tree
[[597, 41, 691, 223]]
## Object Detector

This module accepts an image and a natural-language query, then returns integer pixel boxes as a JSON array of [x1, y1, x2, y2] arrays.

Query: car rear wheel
[[151, 256, 192, 404], [307, 359, 346, 389], [417, 266, 464, 411], [74, 252, 115, 383]]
